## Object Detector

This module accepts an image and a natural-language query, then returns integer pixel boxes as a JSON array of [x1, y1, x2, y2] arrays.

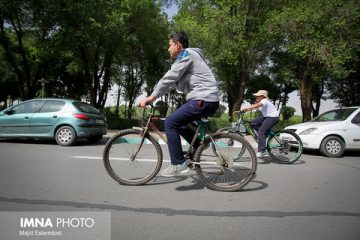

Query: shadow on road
[[0, 138, 107, 146], [1, 196, 359, 218], [173, 175, 268, 192], [147, 175, 189, 186], [303, 149, 360, 158]]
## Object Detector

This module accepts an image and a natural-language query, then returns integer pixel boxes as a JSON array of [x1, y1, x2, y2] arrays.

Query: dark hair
[[169, 31, 189, 48]]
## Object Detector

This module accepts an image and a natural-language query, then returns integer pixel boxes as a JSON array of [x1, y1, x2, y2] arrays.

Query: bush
[[155, 101, 169, 117], [273, 115, 302, 131], [281, 106, 296, 121], [209, 117, 230, 131], [102, 107, 140, 129]]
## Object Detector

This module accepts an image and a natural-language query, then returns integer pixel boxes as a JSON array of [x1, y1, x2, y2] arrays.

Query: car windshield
[[311, 108, 357, 122], [72, 102, 101, 114]]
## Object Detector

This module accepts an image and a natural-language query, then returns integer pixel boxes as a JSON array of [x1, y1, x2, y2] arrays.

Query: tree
[[0, 0, 38, 100], [0, 47, 18, 105], [117, 0, 169, 118], [264, 0, 360, 121], [243, 74, 280, 103], [173, 0, 284, 119], [0, 0, 170, 114]]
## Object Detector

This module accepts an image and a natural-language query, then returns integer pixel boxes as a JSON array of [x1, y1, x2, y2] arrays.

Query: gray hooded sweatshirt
[[151, 48, 219, 102]]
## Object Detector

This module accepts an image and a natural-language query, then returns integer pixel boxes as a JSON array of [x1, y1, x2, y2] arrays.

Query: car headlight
[[299, 128, 317, 135]]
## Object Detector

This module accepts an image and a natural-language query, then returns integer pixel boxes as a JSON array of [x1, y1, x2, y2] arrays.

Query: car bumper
[[75, 125, 107, 138], [297, 134, 322, 149]]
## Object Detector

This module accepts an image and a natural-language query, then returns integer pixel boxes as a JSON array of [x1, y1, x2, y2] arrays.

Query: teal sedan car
[[0, 98, 107, 146]]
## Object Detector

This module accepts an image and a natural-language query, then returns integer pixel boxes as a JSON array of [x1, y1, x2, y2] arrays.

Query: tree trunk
[[300, 74, 314, 122], [0, 20, 35, 100], [115, 85, 121, 115], [312, 82, 324, 118], [79, 47, 94, 104], [227, 92, 235, 122]]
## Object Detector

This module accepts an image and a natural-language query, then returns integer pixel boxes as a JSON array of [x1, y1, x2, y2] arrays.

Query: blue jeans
[[251, 116, 279, 152], [165, 100, 219, 165]]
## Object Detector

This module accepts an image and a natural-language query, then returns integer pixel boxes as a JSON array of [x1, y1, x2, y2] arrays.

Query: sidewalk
[[105, 129, 257, 148]]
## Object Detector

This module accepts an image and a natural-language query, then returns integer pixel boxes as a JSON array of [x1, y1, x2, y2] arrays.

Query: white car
[[285, 107, 360, 157]]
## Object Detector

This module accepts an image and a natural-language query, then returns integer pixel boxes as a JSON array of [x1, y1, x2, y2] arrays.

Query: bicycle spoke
[[267, 130, 303, 164], [103, 130, 162, 185], [195, 132, 257, 192]]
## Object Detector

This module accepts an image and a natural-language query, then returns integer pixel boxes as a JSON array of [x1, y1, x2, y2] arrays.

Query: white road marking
[[72, 156, 171, 163], [71, 156, 249, 167]]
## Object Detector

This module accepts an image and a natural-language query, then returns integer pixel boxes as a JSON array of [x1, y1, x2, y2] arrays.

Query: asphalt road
[[0, 137, 359, 240]]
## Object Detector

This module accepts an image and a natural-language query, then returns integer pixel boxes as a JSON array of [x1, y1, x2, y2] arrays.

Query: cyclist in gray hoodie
[[138, 31, 219, 177]]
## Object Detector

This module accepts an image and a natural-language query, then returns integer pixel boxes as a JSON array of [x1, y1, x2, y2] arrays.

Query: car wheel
[[88, 135, 103, 143], [320, 136, 345, 158], [55, 126, 77, 146]]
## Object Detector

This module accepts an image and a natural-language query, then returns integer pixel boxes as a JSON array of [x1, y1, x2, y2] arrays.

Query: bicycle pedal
[[188, 162, 195, 169]]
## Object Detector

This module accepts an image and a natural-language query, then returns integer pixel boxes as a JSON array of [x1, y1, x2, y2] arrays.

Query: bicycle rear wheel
[[103, 129, 163, 185], [267, 129, 303, 164], [194, 132, 257, 192]]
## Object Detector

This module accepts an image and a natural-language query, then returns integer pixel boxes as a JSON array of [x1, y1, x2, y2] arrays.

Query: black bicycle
[[216, 111, 303, 164]]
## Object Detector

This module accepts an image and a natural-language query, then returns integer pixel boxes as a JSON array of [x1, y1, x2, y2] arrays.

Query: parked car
[[285, 107, 360, 157], [0, 98, 107, 146]]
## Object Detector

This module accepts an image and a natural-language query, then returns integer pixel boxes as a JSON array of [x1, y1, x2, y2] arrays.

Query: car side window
[[39, 100, 65, 113], [11, 101, 42, 114], [351, 112, 360, 124]]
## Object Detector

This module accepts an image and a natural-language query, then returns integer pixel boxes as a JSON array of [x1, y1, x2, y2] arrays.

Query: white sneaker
[[256, 150, 269, 158], [161, 160, 190, 177]]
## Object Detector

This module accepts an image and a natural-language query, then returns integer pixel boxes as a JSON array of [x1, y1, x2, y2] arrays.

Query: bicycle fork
[[130, 127, 149, 161]]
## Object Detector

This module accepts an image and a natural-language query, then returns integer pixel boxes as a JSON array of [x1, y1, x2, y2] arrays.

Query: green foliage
[[262, 0, 360, 118], [1, 0, 359, 115], [102, 107, 140, 130], [273, 115, 302, 132], [281, 106, 296, 121], [0, 0, 169, 111], [155, 100, 169, 117], [208, 114, 232, 132]]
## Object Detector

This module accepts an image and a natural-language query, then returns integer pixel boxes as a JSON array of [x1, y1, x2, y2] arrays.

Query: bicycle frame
[[230, 112, 257, 140], [231, 111, 277, 142], [134, 106, 221, 162]]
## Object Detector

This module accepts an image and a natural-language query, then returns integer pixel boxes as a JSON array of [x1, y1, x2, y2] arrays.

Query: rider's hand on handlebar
[[233, 109, 247, 115], [137, 95, 156, 108]]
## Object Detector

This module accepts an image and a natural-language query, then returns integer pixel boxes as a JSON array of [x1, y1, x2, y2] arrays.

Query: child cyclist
[[241, 90, 280, 158]]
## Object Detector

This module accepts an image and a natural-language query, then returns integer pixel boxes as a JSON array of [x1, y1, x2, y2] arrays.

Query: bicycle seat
[[200, 117, 208, 122], [195, 117, 209, 126]]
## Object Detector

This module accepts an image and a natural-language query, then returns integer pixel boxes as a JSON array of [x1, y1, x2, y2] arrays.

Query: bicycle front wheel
[[267, 129, 303, 164], [103, 129, 163, 185], [194, 132, 257, 192]]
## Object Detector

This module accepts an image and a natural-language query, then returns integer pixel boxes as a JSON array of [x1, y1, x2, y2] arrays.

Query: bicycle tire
[[103, 129, 163, 185], [194, 132, 257, 192], [214, 127, 246, 159], [267, 129, 303, 164]]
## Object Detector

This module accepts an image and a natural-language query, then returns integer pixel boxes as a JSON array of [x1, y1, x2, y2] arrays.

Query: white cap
[[253, 90, 268, 98]]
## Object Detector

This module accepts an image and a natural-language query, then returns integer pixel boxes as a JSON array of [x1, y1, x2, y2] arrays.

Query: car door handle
[[24, 116, 29, 120], [52, 115, 58, 118]]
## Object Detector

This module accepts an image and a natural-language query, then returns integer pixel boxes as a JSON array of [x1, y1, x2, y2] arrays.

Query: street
[[0, 138, 360, 240]]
